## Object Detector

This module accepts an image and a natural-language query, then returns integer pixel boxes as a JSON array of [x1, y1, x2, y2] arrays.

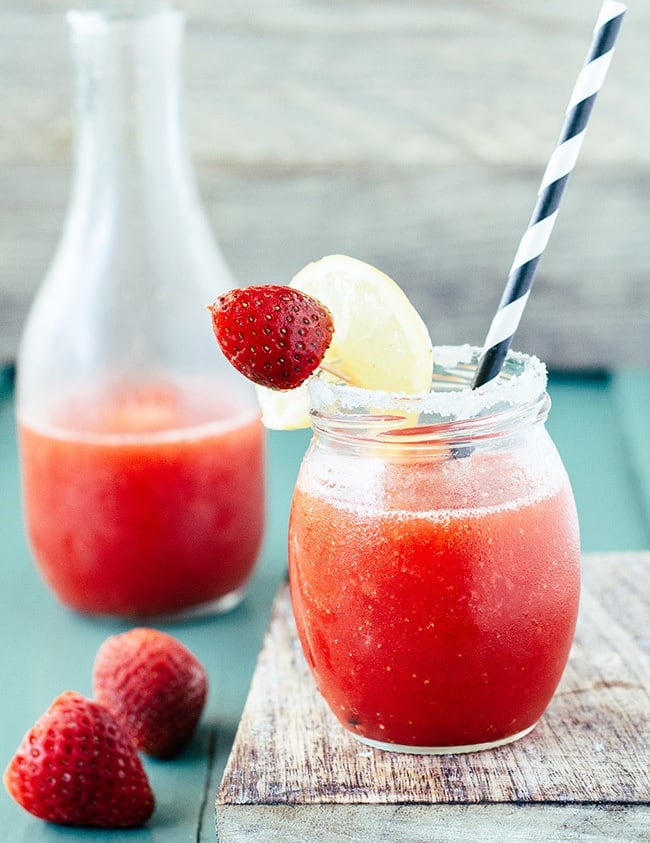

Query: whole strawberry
[[93, 628, 208, 760], [209, 284, 334, 390], [3, 691, 154, 828]]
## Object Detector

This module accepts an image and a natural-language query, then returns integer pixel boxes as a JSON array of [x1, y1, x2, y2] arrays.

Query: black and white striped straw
[[471, 1, 627, 390]]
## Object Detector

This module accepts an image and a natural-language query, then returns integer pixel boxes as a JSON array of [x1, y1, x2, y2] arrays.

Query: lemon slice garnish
[[256, 255, 433, 429]]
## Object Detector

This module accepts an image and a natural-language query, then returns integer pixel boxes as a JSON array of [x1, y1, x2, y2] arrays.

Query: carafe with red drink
[[17, 3, 265, 619]]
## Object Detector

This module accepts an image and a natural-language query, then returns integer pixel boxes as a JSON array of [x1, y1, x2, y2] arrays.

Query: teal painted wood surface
[[610, 371, 650, 538], [0, 371, 648, 841], [547, 372, 650, 551]]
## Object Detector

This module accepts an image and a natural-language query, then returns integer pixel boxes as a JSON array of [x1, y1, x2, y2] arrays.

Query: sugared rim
[[308, 345, 547, 421]]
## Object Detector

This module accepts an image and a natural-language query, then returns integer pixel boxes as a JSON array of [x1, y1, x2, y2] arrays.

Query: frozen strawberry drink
[[210, 256, 580, 752], [289, 347, 580, 752], [20, 380, 264, 618]]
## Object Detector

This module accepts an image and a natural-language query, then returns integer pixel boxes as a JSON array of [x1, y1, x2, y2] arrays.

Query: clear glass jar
[[289, 346, 580, 753], [16, 3, 264, 619]]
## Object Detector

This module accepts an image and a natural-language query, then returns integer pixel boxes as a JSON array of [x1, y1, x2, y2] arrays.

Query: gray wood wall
[[1, 0, 648, 368]]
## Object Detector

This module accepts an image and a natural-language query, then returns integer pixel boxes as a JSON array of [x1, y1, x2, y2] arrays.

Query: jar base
[[349, 722, 537, 755]]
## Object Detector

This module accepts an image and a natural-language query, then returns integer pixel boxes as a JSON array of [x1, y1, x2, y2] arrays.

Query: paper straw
[[471, 1, 627, 390]]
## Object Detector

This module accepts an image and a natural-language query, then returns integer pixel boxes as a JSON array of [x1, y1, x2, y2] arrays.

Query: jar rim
[[308, 345, 547, 424]]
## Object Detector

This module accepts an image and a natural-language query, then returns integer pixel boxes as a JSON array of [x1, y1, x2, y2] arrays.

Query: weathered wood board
[[216, 552, 650, 842], [1, 1, 649, 367]]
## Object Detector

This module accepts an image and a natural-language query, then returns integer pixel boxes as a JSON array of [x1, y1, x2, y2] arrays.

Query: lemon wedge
[[255, 255, 433, 429]]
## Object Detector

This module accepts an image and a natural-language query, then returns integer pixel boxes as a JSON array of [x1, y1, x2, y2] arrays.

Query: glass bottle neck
[[67, 7, 196, 212]]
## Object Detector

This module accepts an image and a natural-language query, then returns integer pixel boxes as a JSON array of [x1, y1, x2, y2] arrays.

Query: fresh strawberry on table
[[93, 627, 208, 760], [3, 690, 154, 828], [209, 284, 334, 390]]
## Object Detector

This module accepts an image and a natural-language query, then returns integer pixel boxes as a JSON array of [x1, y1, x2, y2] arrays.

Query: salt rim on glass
[[308, 345, 548, 426]]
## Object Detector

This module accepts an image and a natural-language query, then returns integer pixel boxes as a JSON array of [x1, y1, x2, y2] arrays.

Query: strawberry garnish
[[209, 284, 334, 390], [3, 691, 154, 828], [93, 628, 208, 760]]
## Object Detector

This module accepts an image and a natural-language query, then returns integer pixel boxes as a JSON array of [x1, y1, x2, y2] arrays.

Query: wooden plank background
[[1, 0, 648, 367], [217, 552, 650, 842]]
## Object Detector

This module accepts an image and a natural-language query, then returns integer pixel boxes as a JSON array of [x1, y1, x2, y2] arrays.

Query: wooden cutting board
[[216, 552, 650, 842]]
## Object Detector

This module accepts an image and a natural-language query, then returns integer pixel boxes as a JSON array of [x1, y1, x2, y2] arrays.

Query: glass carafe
[[16, 2, 265, 619]]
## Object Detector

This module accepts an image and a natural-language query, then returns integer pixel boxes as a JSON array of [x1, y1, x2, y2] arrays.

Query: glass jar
[[289, 346, 580, 753], [16, 3, 264, 619]]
